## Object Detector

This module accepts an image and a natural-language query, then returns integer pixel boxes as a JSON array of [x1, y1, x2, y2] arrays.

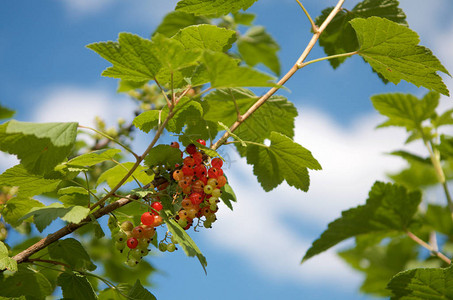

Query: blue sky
[[1, 0, 453, 299]]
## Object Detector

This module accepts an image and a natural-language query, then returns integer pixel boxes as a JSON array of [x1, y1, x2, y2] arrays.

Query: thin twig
[[211, 0, 345, 150], [406, 231, 451, 265], [295, 0, 318, 32], [26, 258, 71, 269], [154, 77, 172, 108]]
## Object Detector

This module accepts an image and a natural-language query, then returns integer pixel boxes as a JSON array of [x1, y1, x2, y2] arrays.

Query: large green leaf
[[371, 92, 439, 130], [175, 0, 258, 17], [153, 11, 209, 37], [302, 182, 421, 262], [97, 162, 154, 189], [424, 204, 453, 236], [0, 120, 78, 175], [237, 26, 280, 75], [21, 203, 91, 232], [173, 24, 236, 52], [0, 266, 53, 298], [0, 164, 60, 197], [57, 272, 97, 300], [246, 132, 321, 192], [144, 145, 183, 168], [133, 110, 163, 133], [316, 0, 407, 69], [2, 196, 44, 227], [49, 238, 96, 271], [202, 51, 276, 88], [387, 266, 453, 299], [128, 280, 157, 300], [87, 33, 161, 82], [0, 241, 17, 272], [351, 17, 450, 96], [204, 88, 297, 155], [165, 218, 207, 273], [67, 149, 121, 166]]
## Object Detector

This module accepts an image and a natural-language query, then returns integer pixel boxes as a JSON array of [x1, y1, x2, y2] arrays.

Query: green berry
[[115, 241, 126, 251], [130, 248, 142, 260], [159, 242, 167, 252], [126, 258, 139, 267], [115, 231, 127, 243], [167, 243, 176, 252]]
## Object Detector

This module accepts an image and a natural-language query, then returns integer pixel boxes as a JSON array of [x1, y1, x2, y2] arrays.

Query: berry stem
[[210, 0, 345, 150], [406, 230, 451, 265]]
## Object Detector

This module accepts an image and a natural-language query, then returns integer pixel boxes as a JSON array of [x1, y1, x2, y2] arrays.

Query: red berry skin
[[132, 226, 144, 238], [208, 167, 221, 179], [127, 237, 138, 249], [196, 139, 206, 146], [192, 152, 203, 165], [211, 158, 223, 169], [186, 144, 197, 155], [189, 192, 203, 205], [181, 165, 194, 176], [141, 212, 155, 226], [170, 142, 180, 149], [151, 202, 163, 212], [194, 165, 207, 178], [199, 176, 208, 185], [183, 157, 195, 168]]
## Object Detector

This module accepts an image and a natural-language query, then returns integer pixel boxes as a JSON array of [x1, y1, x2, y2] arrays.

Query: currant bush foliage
[[0, 0, 451, 299]]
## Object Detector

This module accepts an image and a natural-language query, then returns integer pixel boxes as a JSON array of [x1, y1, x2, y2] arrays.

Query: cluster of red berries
[[114, 201, 163, 267], [171, 141, 226, 229]]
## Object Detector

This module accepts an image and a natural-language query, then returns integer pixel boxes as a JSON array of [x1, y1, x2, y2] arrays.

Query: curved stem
[[406, 231, 451, 265], [211, 0, 345, 150], [26, 258, 71, 269], [79, 125, 139, 160], [295, 0, 317, 32], [298, 51, 358, 68]]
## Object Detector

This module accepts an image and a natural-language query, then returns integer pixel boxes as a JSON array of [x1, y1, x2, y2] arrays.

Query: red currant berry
[[181, 165, 194, 176], [208, 167, 221, 178], [132, 226, 144, 239], [142, 226, 156, 239], [211, 157, 223, 169], [173, 170, 184, 181], [127, 237, 138, 249], [189, 192, 203, 205], [141, 212, 154, 226], [151, 202, 163, 212], [217, 175, 227, 188], [194, 164, 207, 178], [196, 139, 206, 146], [170, 141, 180, 149], [152, 215, 163, 227], [186, 144, 197, 155], [183, 157, 195, 168], [192, 152, 203, 165]]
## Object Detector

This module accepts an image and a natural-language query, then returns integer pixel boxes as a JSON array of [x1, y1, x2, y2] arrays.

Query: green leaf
[[173, 24, 236, 52], [133, 110, 164, 133], [204, 88, 297, 155], [424, 204, 453, 236], [99, 284, 132, 300], [58, 186, 92, 195], [0, 164, 60, 197], [233, 12, 255, 25], [388, 160, 438, 190], [166, 97, 204, 134], [247, 132, 321, 192], [389, 151, 431, 165], [0, 266, 53, 298], [21, 203, 90, 232], [49, 238, 96, 271], [316, 0, 407, 69], [220, 183, 236, 210], [144, 145, 183, 168], [302, 182, 421, 262], [128, 280, 157, 300], [87, 33, 160, 82], [202, 51, 276, 88], [238, 26, 280, 75], [175, 0, 258, 17], [438, 135, 453, 159], [67, 149, 121, 166], [153, 11, 209, 37], [57, 272, 97, 300], [351, 17, 450, 96], [0, 241, 17, 272], [0, 120, 78, 174], [433, 109, 453, 128], [165, 218, 207, 273], [97, 162, 154, 189], [371, 92, 439, 130], [0, 104, 15, 120], [2, 196, 44, 227], [339, 236, 417, 297], [387, 266, 453, 299]]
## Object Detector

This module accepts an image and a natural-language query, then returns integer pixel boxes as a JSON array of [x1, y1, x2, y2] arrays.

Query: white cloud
[[32, 86, 135, 127], [58, 0, 115, 17], [201, 107, 427, 288]]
